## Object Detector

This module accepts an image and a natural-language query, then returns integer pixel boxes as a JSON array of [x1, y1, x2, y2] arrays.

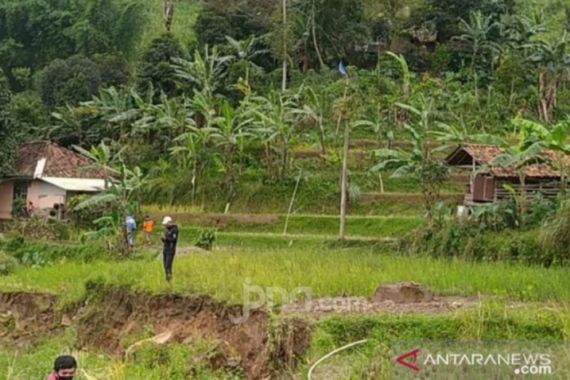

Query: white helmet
[[162, 216, 173, 226]]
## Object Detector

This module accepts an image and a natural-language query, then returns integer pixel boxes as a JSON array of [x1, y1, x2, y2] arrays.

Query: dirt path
[[281, 295, 481, 317], [211, 231, 397, 242]]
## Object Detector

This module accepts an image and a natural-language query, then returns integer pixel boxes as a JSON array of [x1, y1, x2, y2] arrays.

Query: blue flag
[[338, 61, 348, 77]]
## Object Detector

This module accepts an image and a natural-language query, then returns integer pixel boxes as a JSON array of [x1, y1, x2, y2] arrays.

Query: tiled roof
[[14, 142, 107, 179], [447, 144, 570, 179]]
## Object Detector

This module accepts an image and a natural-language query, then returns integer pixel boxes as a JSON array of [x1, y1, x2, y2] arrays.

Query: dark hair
[[54, 355, 77, 371]]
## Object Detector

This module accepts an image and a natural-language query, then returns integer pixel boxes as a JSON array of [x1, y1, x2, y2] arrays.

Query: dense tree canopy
[[0, 0, 570, 205]]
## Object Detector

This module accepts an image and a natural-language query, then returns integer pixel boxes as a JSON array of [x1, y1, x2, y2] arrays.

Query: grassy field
[[1, 246, 570, 306]]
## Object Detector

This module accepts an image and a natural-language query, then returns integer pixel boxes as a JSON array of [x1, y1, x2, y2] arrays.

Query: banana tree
[[371, 98, 449, 218], [170, 118, 214, 204], [456, 11, 500, 75], [211, 101, 252, 193], [73, 141, 122, 190], [173, 46, 233, 100], [75, 161, 146, 255], [526, 33, 570, 123], [294, 86, 328, 157], [225, 36, 268, 87], [511, 117, 570, 194], [248, 92, 298, 179]]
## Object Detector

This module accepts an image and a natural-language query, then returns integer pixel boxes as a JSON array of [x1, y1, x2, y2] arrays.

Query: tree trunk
[[281, 0, 288, 92], [283, 171, 302, 235], [318, 117, 326, 158], [281, 140, 289, 179], [311, 0, 325, 69], [164, 0, 175, 33], [519, 172, 527, 218], [265, 142, 274, 179], [339, 118, 350, 240]]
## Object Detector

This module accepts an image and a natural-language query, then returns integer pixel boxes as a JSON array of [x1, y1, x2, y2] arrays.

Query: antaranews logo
[[396, 348, 421, 372], [394, 344, 556, 377]]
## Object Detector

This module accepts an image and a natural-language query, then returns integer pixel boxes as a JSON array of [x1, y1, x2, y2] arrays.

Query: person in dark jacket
[[161, 216, 179, 282]]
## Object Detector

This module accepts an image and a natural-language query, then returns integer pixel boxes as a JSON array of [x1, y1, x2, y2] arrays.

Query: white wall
[[28, 180, 66, 210]]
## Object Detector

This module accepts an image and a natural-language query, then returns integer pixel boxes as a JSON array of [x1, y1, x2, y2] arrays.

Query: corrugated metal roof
[[41, 177, 106, 192]]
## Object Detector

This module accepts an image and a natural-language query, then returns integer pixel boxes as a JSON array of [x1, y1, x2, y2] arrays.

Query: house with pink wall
[[0, 142, 107, 220]]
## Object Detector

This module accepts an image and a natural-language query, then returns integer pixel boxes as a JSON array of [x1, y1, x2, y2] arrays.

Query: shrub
[[0, 250, 18, 275], [540, 200, 570, 266], [67, 194, 108, 228], [406, 220, 547, 266], [37, 55, 102, 108], [195, 229, 216, 251], [7, 218, 72, 241], [136, 34, 184, 98]]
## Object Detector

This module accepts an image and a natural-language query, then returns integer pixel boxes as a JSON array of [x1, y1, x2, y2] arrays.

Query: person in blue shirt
[[125, 215, 137, 250]]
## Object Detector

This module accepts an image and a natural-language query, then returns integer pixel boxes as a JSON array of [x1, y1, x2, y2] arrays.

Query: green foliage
[[195, 229, 217, 251], [407, 221, 548, 265], [67, 194, 108, 228], [414, 0, 514, 41], [541, 199, 570, 265], [136, 34, 184, 98], [0, 250, 18, 275], [0, 0, 145, 72], [38, 55, 102, 108], [7, 218, 72, 241], [0, 238, 106, 268], [0, 68, 18, 177]]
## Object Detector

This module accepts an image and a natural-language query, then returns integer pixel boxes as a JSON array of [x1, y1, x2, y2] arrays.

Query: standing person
[[125, 215, 137, 250], [143, 215, 155, 245], [161, 216, 179, 282], [27, 201, 35, 218], [47, 355, 77, 380]]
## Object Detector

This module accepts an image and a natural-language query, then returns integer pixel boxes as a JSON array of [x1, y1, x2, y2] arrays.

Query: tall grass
[[1, 247, 570, 306]]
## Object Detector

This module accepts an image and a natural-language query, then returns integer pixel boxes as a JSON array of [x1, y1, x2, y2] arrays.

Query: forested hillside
[[0, 0, 570, 207], [3, 1, 570, 379]]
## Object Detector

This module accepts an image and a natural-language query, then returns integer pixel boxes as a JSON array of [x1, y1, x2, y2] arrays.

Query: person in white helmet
[[160, 216, 179, 282]]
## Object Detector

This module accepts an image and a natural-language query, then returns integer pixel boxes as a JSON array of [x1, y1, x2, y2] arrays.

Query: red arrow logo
[[396, 348, 421, 372]]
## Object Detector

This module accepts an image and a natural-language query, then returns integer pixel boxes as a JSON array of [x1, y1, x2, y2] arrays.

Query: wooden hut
[[446, 144, 569, 206]]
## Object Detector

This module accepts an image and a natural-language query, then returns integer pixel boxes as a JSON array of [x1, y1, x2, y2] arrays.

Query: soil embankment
[[0, 288, 311, 379]]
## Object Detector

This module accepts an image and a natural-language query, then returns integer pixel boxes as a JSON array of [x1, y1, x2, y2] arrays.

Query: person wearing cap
[[47, 355, 77, 380], [161, 216, 179, 282]]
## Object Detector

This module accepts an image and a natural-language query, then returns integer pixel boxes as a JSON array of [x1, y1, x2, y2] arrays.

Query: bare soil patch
[[0, 288, 311, 379], [281, 295, 480, 317], [0, 292, 61, 346], [169, 213, 279, 228]]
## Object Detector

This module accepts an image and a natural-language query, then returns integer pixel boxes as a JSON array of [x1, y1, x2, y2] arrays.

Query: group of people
[[45, 216, 179, 379], [124, 214, 180, 282]]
